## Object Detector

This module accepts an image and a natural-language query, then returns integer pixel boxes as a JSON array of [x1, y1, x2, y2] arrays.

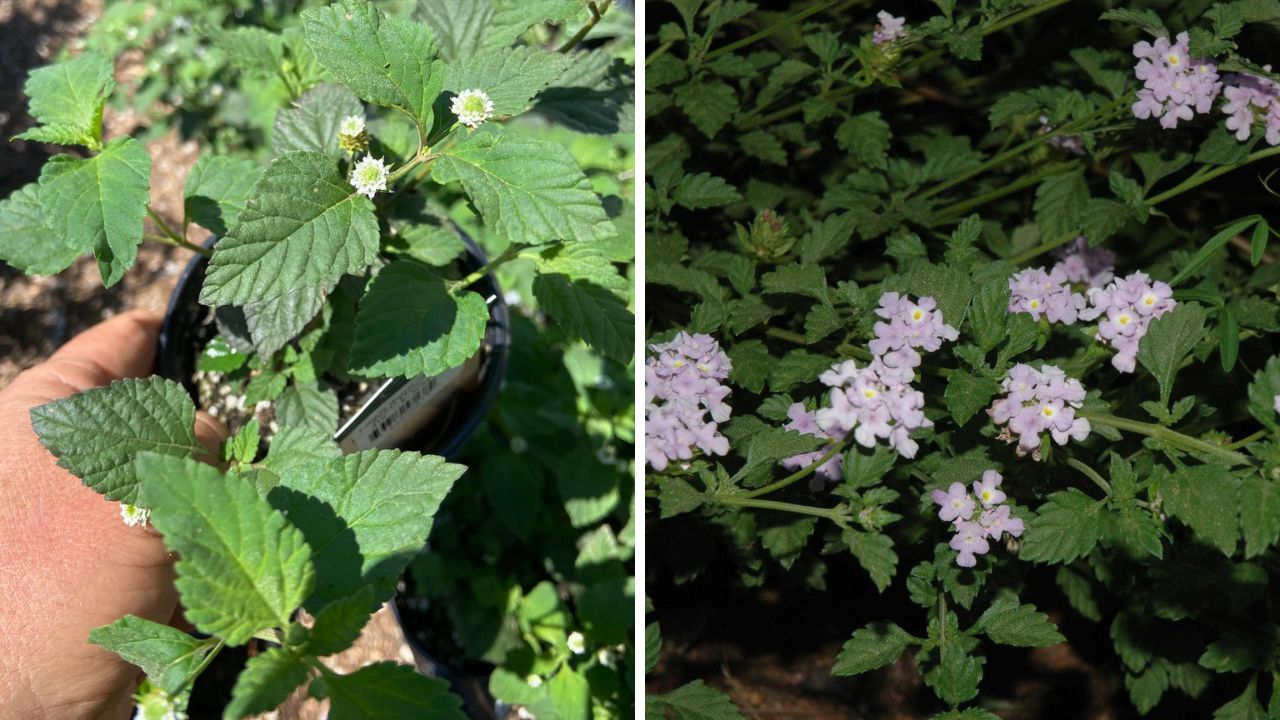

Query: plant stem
[[1066, 457, 1111, 495], [450, 244, 521, 292], [646, 39, 675, 67], [715, 494, 850, 523], [146, 207, 212, 258], [704, 0, 840, 62], [934, 161, 1079, 223], [559, 0, 613, 53], [178, 638, 225, 693], [740, 0, 1073, 129], [1078, 410, 1252, 465], [1010, 145, 1280, 264], [1147, 145, 1280, 205], [1226, 428, 1269, 450], [743, 438, 850, 499]]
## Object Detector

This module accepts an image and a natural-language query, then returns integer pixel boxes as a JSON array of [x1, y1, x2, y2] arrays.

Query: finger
[[195, 410, 229, 458], [5, 309, 164, 404]]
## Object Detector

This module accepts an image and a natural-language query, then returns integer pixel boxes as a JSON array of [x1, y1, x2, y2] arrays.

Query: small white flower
[[596, 648, 616, 666], [350, 156, 389, 199], [339, 114, 365, 137], [516, 708, 536, 720], [526, 674, 543, 688], [451, 89, 494, 128], [510, 436, 529, 454], [567, 631, 586, 655], [121, 503, 150, 527]]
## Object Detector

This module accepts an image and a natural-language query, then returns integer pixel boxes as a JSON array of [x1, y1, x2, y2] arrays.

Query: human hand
[[0, 310, 226, 719]]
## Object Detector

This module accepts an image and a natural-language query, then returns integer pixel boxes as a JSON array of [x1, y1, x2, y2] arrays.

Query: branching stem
[[1079, 410, 1252, 466], [559, 0, 613, 53], [146, 207, 212, 257], [743, 438, 851, 499], [715, 495, 850, 524], [450, 244, 522, 292], [1066, 457, 1111, 496]]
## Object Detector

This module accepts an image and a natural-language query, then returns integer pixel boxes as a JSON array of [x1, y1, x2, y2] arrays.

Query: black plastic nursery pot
[[156, 234, 510, 718], [157, 234, 510, 460]]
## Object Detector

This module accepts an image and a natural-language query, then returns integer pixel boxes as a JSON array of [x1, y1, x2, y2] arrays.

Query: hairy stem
[[450, 244, 522, 292], [1079, 410, 1252, 466], [743, 438, 850, 499], [704, 0, 840, 62], [146, 207, 212, 257], [559, 0, 613, 53], [715, 494, 850, 524], [1011, 145, 1280, 264], [1226, 428, 1269, 450], [1066, 457, 1111, 495]]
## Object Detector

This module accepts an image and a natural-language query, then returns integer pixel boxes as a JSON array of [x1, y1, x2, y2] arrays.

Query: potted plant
[[0, 0, 635, 716]]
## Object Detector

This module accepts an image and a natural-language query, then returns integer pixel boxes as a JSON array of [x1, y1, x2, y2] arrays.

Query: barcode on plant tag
[[335, 354, 481, 453]]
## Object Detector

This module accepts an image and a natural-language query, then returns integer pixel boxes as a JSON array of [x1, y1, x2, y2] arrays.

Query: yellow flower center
[[1042, 405, 1056, 418], [1143, 294, 1156, 306], [673, 359, 685, 368], [1118, 314, 1132, 326], [864, 388, 878, 400], [1029, 299, 1040, 310], [982, 490, 992, 501], [1168, 53, 1180, 66], [911, 308, 924, 322]]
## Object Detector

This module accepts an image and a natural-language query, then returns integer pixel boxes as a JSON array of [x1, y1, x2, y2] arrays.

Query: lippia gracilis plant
[[646, 0, 1280, 717], [3, 0, 635, 716]]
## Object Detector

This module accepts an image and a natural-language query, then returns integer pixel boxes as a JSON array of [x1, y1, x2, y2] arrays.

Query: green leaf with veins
[[973, 596, 1065, 647], [349, 261, 489, 378], [241, 285, 329, 358], [306, 587, 375, 656], [0, 182, 82, 275], [534, 273, 634, 363], [225, 648, 312, 719], [30, 377, 205, 504], [276, 381, 340, 435], [199, 151, 378, 307], [184, 155, 263, 237], [414, 0, 494, 62], [88, 616, 214, 696], [137, 454, 314, 646], [315, 662, 465, 719], [444, 46, 575, 117], [273, 83, 365, 158], [649, 680, 744, 720], [302, 0, 444, 141], [431, 130, 615, 244], [38, 137, 151, 287], [1137, 303, 1207, 405], [15, 52, 114, 148], [267, 449, 464, 609], [832, 622, 916, 676]]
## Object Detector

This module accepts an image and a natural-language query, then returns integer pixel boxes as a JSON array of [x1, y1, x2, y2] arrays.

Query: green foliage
[[15, 51, 114, 149], [30, 378, 205, 504]]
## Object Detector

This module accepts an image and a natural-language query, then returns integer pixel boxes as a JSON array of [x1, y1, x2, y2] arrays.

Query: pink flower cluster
[[645, 332, 733, 471], [1222, 71, 1280, 146], [810, 294, 956, 461], [989, 364, 1091, 458], [1080, 271, 1176, 372], [931, 470, 1025, 567], [1008, 266, 1087, 324], [1131, 33, 1222, 129], [872, 11, 906, 45], [781, 402, 846, 489], [1054, 237, 1115, 288]]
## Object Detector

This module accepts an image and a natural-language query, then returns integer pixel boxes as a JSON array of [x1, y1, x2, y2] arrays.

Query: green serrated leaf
[[432, 130, 614, 244], [30, 377, 204, 504], [534, 272, 634, 363], [273, 84, 365, 158], [944, 371, 1000, 428], [138, 454, 314, 645], [307, 586, 376, 656], [835, 112, 891, 169], [973, 596, 1064, 647], [38, 137, 151, 287], [1019, 489, 1104, 564], [445, 45, 575, 117], [200, 152, 378, 306], [88, 616, 214, 696], [316, 662, 464, 719], [16, 52, 114, 149], [1247, 356, 1280, 431], [349, 262, 488, 378], [225, 648, 311, 719], [268, 449, 463, 610], [1136, 303, 1207, 405], [557, 448, 620, 528], [672, 173, 741, 209], [1158, 464, 1240, 556], [276, 381, 340, 435], [302, 0, 444, 139], [651, 680, 744, 720], [831, 622, 915, 676], [0, 182, 82, 275]]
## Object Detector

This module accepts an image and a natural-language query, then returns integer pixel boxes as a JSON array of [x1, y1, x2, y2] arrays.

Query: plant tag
[[334, 353, 482, 453]]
